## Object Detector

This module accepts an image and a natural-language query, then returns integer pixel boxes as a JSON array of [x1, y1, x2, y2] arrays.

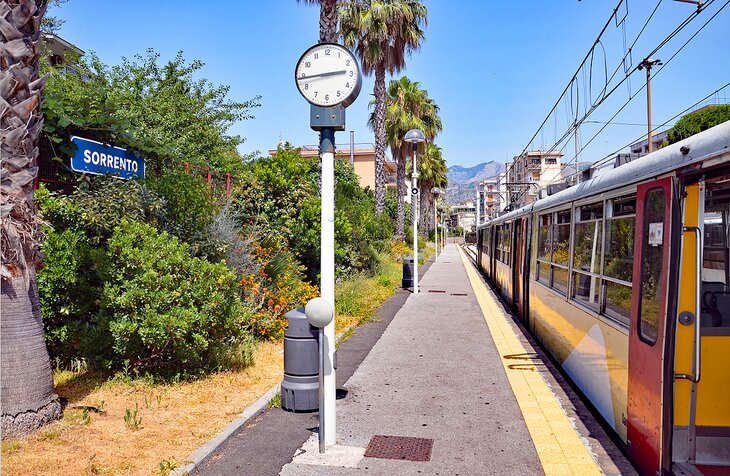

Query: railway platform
[[196, 243, 637, 475]]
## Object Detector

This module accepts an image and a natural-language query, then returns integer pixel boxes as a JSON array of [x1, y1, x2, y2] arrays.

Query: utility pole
[[638, 58, 662, 153]]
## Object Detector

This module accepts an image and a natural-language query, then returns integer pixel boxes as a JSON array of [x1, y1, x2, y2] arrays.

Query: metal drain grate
[[364, 435, 433, 462], [427, 289, 446, 293], [451, 293, 468, 296]]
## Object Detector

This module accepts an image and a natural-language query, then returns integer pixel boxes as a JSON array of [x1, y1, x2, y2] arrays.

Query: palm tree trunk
[[319, 0, 338, 42], [1, 0, 61, 437], [373, 63, 387, 215], [395, 145, 406, 239], [1, 273, 61, 438]]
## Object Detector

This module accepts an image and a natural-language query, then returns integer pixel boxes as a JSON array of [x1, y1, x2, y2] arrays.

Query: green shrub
[[99, 220, 251, 374]]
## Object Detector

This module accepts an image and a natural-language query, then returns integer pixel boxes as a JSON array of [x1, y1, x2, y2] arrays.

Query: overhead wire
[[508, 0, 724, 206]]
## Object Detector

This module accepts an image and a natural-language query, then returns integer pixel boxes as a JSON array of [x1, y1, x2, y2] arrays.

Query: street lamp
[[431, 187, 442, 262], [638, 58, 662, 153], [405, 129, 426, 294]]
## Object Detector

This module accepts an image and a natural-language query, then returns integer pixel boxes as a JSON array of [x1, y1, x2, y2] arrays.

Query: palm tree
[[1, 0, 62, 437], [417, 142, 447, 233], [340, 0, 427, 215], [368, 76, 440, 238], [297, 0, 338, 42]]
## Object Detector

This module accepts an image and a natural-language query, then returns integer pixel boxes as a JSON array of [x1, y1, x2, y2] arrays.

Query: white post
[[320, 129, 336, 446], [412, 143, 419, 294]]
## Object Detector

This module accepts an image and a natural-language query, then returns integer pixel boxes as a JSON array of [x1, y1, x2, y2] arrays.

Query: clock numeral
[[325, 94, 330, 101], [305, 61, 311, 68], [346, 60, 350, 66], [337, 90, 341, 97], [338, 52, 341, 58], [299, 73, 305, 78], [314, 92, 318, 97], [346, 82, 350, 88], [349, 71, 354, 77], [325, 49, 331, 55], [304, 84, 309, 90], [314, 53, 318, 59]]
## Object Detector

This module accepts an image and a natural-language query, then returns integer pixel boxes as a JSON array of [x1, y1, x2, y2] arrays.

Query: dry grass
[[335, 245, 434, 334], [0, 341, 283, 476], [0, 245, 435, 475]]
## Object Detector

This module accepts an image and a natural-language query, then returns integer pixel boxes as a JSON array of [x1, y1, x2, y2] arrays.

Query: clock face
[[295, 43, 362, 107]]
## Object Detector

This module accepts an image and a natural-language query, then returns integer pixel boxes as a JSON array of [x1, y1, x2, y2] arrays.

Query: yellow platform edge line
[[457, 247, 601, 476]]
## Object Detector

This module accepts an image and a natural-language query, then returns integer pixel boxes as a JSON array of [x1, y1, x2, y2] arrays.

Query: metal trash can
[[281, 308, 319, 412], [402, 257, 415, 288]]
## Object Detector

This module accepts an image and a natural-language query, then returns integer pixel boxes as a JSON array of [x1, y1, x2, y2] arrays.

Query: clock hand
[[298, 70, 347, 81]]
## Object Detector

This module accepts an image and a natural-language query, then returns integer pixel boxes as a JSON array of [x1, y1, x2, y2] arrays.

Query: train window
[[638, 188, 666, 345], [552, 210, 571, 266], [537, 214, 551, 261], [574, 220, 602, 273], [537, 214, 552, 284], [553, 265, 569, 295], [700, 178, 730, 330], [579, 202, 604, 221], [573, 274, 600, 311], [604, 280, 631, 324], [602, 195, 636, 326], [572, 205, 603, 311]]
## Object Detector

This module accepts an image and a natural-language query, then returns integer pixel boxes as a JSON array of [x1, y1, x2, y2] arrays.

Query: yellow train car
[[476, 121, 730, 476]]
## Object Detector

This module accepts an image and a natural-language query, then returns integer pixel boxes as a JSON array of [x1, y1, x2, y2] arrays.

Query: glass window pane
[[639, 188, 666, 345], [538, 261, 550, 285], [612, 195, 636, 217], [553, 224, 571, 266], [605, 280, 632, 324], [604, 217, 635, 282], [538, 215, 551, 261], [553, 266, 568, 295], [572, 272, 600, 311], [579, 203, 604, 221], [573, 221, 602, 273]]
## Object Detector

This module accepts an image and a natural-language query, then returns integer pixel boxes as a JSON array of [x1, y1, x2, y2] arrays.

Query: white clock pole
[[319, 127, 336, 447]]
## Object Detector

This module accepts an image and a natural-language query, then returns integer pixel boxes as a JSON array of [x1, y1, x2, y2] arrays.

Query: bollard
[[281, 308, 319, 412], [402, 257, 415, 288]]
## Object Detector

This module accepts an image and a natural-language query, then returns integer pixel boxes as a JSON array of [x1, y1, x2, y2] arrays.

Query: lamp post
[[431, 187, 442, 261], [638, 58, 662, 153], [405, 129, 426, 294]]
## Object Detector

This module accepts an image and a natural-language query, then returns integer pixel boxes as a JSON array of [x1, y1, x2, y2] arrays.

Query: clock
[[295, 43, 362, 108]]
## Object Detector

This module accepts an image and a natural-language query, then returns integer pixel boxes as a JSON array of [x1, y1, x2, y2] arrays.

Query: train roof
[[481, 120, 730, 228]]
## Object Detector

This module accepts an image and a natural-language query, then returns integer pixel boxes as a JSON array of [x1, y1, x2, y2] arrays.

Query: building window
[[545, 158, 557, 164]]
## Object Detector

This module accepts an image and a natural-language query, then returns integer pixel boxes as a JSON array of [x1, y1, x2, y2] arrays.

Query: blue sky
[[52, 1, 729, 169]]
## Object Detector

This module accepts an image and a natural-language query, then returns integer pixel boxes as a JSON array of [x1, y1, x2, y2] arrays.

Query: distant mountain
[[445, 161, 505, 204]]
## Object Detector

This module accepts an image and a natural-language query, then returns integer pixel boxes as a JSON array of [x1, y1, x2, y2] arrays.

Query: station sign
[[70, 136, 145, 180]]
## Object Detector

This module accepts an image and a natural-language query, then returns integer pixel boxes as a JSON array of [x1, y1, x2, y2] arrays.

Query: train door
[[672, 174, 730, 474], [513, 218, 525, 319], [627, 177, 674, 476]]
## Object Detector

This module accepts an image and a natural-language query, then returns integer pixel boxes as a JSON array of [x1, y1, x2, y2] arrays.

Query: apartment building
[[505, 150, 563, 209]]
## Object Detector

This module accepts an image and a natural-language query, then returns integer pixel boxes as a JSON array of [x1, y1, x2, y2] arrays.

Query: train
[[476, 121, 730, 476]]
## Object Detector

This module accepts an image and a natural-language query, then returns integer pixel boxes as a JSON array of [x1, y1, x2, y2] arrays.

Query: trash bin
[[281, 308, 319, 412], [402, 257, 415, 288]]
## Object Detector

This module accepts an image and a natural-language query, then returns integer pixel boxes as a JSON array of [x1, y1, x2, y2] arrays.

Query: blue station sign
[[70, 136, 145, 180]]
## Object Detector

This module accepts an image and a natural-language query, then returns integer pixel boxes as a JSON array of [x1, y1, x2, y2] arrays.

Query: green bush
[[99, 220, 251, 374]]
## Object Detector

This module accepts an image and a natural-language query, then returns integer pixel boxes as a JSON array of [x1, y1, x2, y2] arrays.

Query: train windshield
[[701, 176, 730, 328]]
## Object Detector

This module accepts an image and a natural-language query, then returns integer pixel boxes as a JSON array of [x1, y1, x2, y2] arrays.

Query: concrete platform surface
[[197, 244, 637, 475]]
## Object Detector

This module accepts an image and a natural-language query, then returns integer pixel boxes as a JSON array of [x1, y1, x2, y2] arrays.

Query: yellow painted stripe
[[458, 247, 601, 476]]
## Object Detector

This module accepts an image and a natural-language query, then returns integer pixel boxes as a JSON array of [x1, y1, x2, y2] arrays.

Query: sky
[[51, 1, 730, 169]]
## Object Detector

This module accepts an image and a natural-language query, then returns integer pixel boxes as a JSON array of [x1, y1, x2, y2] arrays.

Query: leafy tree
[[1, 0, 62, 437], [415, 142, 447, 233], [369, 76, 441, 238], [668, 104, 730, 144], [41, 49, 260, 175], [340, 0, 427, 215]]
